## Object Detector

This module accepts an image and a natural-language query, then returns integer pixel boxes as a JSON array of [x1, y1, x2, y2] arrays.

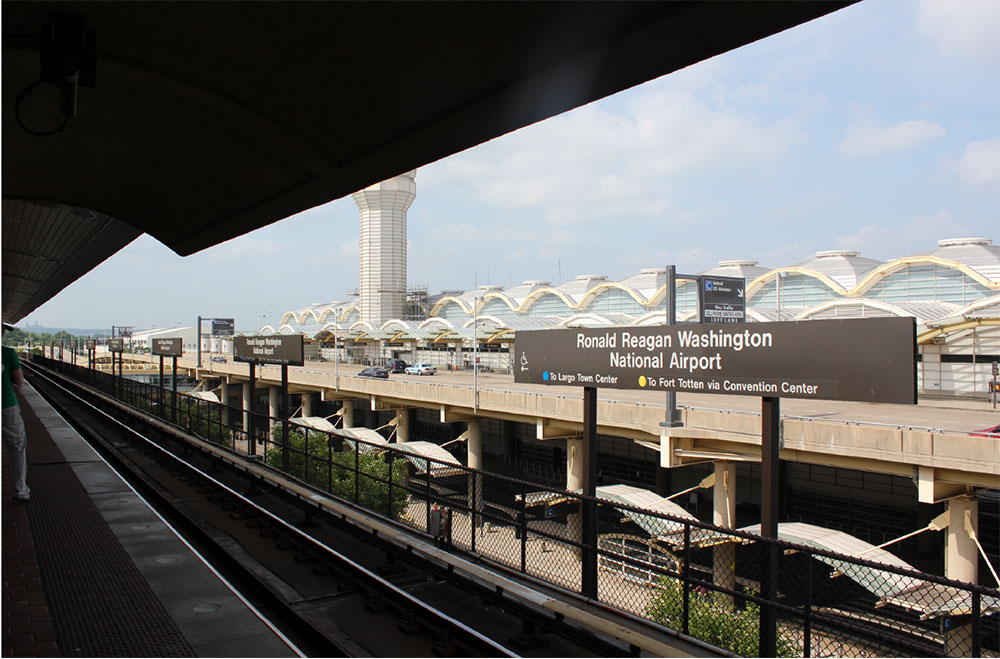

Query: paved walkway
[[2, 397, 59, 658]]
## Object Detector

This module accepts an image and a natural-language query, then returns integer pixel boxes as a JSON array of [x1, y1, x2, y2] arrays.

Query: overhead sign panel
[[108, 338, 124, 353], [701, 276, 745, 323], [212, 318, 235, 336], [514, 318, 916, 404], [151, 338, 183, 356], [234, 335, 304, 366]]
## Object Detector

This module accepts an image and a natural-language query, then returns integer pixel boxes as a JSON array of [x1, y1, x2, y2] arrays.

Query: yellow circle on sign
[[638, 376, 647, 387]]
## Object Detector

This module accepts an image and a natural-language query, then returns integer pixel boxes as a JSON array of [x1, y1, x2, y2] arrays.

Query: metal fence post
[[354, 444, 360, 504], [682, 523, 691, 636], [804, 554, 813, 657], [471, 470, 477, 554], [972, 590, 981, 657], [281, 364, 289, 473], [425, 467, 432, 533], [520, 485, 527, 573]]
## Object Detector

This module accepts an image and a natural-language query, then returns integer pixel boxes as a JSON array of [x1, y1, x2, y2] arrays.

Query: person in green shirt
[[2, 345, 29, 502]]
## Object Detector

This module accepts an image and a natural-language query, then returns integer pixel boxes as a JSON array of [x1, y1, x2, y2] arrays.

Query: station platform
[[2, 384, 301, 658]]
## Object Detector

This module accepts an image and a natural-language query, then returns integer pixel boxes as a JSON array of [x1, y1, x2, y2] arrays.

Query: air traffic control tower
[[352, 170, 416, 325]]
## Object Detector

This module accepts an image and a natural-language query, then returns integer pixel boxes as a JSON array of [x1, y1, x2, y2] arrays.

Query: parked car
[[969, 423, 1000, 437], [210, 356, 227, 363], [386, 359, 408, 373], [405, 362, 437, 375], [358, 367, 389, 379]]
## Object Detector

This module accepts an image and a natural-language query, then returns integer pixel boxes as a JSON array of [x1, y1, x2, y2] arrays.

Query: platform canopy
[[388, 441, 464, 477], [2, 1, 853, 323], [291, 416, 338, 433], [740, 522, 1000, 619], [595, 484, 699, 538], [332, 427, 390, 454]]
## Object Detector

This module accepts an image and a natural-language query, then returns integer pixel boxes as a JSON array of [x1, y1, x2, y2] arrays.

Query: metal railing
[[33, 355, 999, 658]]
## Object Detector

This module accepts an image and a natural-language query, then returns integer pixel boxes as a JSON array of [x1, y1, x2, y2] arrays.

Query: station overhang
[[2, 1, 854, 323]]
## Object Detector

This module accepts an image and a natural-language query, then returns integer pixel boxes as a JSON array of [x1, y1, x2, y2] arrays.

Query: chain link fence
[[34, 355, 999, 657]]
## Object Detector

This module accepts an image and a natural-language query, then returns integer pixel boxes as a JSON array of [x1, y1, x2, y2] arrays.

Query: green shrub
[[173, 394, 233, 445], [645, 576, 796, 657], [266, 426, 408, 520]]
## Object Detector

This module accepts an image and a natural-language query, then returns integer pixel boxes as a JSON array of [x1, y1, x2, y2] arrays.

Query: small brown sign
[[234, 335, 304, 366], [152, 338, 183, 356]]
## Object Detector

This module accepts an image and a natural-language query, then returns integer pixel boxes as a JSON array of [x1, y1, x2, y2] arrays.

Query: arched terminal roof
[[911, 237, 1000, 283], [274, 238, 997, 344]]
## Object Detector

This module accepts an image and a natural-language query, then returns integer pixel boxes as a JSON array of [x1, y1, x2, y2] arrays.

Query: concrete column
[[468, 419, 483, 528], [944, 495, 979, 656], [712, 461, 737, 607], [566, 438, 585, 558], [220, 382, 230, 426], [395, 408, 411, 443], [341, 400, 354, 429], [301, 392, 313, 417], [242, 382, 252, 439], [268, 387, 279, 439], [467, 420, 483, 470], [945, 496, 978, 583]]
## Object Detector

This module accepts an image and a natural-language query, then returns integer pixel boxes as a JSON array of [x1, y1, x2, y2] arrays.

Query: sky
[[19, 0, 1000, 333]]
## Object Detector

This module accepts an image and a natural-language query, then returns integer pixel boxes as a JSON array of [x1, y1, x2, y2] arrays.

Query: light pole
[[258, 311, 270, 332], [472, 295, 483, 412]]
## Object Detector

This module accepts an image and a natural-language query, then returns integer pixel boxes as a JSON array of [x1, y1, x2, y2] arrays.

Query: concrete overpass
[[103, 353, 998, 497], [50, 347, 1000, 590]]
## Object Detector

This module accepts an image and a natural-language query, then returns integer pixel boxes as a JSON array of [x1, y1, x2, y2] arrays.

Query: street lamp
[[259, 311, 270, 332], [472, 295, 483, 412]]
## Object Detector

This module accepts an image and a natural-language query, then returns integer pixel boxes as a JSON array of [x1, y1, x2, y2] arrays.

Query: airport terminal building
[[266, 236, 999, 398]]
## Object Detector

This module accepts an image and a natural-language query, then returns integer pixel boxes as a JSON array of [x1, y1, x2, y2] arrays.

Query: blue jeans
[[2, 405, 29, 500]]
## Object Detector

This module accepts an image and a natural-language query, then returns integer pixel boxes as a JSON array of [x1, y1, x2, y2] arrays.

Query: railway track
[[24, 363, 639, 658]]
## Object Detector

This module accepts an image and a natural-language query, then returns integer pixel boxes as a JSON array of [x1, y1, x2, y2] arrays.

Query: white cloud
[[955, 137, 1000, 186], [834, 212, 973, 260], [916, 0, 1000, 64], [837, 119, 946, 157], [758, 243, 813, 269], [421, 79, 806, 227]]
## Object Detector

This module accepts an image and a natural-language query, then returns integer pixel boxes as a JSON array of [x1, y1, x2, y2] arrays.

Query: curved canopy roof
[[911, 237, 1000, 283], [596, 484, 698, 538], [389, 441, 463, 477], [787, 250, 885, 291]]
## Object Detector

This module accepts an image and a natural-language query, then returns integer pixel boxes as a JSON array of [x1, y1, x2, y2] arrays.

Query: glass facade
[[587, 287, 647, 316], [863, 264, 991, 306], [481, 297, 517, 317], [525, 293, 573, 316]]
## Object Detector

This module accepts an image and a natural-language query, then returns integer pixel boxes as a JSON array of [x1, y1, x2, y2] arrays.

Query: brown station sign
[[234, 335, 304, 366], [151, 338, 182, 356], [514, 317, 916, 404]]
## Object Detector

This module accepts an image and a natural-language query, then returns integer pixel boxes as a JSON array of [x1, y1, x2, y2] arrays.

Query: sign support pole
[[248, 363, 256, 456], [581, 385, 599, 599], [663, 265, 680, 428], [281, 364, 290, 472], [172, 356, 178, 422], [158, 355, 165, 412], [759, 395, 781, 658], [197, 315, 202, 368]]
